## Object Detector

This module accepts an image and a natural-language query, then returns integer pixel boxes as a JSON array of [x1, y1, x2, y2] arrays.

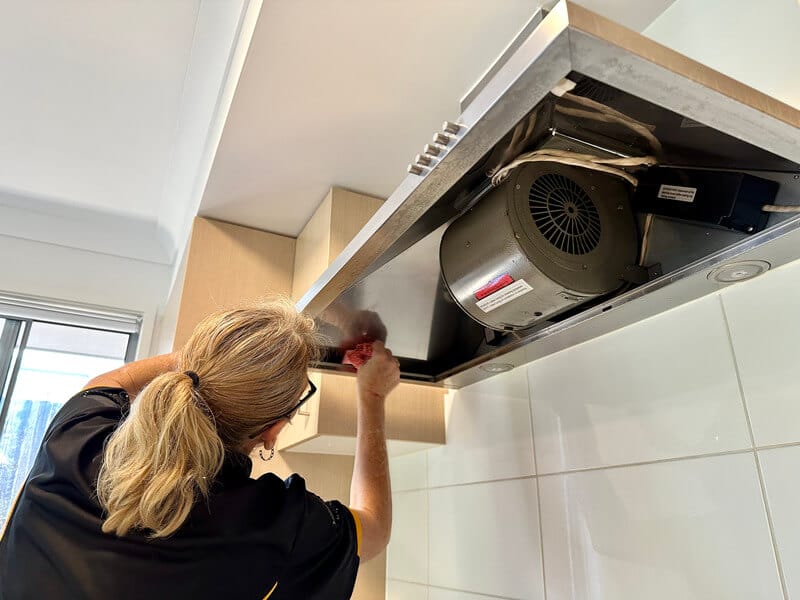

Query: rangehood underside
[[297, 1, 800, 388]]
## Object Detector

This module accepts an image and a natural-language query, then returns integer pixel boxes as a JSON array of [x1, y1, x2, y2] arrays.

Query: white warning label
[[657, 184, 697, 203], [475, 279, 533, 313]]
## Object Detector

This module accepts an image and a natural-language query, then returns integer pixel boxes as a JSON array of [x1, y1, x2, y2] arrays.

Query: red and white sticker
[[474, 274, 514, 300], [475, 278, 533, 313]]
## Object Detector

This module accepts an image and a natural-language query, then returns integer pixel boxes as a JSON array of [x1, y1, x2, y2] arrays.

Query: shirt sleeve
[[45, 387, 129, 438], [29, 387, 130, 508], [277, 484, 361, 599]]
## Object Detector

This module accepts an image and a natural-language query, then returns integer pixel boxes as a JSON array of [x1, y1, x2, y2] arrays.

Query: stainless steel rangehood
[[297, 1, 800, 388]]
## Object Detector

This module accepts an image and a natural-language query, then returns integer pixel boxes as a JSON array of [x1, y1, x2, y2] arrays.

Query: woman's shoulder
[[44, 387, 129, 437]]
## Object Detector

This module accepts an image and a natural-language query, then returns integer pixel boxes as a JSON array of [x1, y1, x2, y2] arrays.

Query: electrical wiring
[[559, 92, 664, 155], [491, 148, 657, 187], [487, 110, 539, 178], [761, 204, 800, 213], [638, 213, 654, 266], [487, 89, 662, 188]]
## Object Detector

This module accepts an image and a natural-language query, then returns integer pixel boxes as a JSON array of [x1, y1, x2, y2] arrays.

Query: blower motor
[[440, 163, 639, 331]]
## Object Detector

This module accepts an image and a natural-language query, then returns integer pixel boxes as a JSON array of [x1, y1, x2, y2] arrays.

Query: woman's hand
[[356, 341, 400, 402]]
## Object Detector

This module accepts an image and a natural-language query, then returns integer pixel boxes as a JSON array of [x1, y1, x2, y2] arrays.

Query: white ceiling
[[200, 0, 543, 236], [0, 0, 252, 264], [0, 1, 198, 220]]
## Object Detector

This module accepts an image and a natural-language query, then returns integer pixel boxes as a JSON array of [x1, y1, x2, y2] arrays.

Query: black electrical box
[[633, 168, 778, 233]]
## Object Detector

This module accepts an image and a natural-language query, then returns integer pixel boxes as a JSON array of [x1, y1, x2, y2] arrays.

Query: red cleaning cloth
[[342, 342, 374, 370]]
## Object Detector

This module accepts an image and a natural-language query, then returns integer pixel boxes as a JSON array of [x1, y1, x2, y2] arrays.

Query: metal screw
[[591, 186, 596, 191], [794, 175, 799, 180], [465, 241, 471, 247], [515, 184, 521, 190], [617, 204, 624, 211], [747, 226, 754, 232], [582, 264, 588, 270]]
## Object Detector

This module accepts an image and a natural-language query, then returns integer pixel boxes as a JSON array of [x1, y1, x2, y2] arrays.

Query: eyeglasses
[[249, 378, 317, 438]]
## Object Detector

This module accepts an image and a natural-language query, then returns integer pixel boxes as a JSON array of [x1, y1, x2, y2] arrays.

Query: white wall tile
[[758, 445, 800, 599], [429, 478, 544, 599], [427, 366, 535, 488], [528, 295, 751, 473], [387, 490, 428, 584], [428, 587, 508, 600], [390, 450, 428, 492], [387, 579, 428, 600], [539, 453, 782, 600], [722, 259, 800, 446]]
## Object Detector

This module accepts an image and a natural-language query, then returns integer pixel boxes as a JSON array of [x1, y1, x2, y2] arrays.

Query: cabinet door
[[175, 217, 295, 347]]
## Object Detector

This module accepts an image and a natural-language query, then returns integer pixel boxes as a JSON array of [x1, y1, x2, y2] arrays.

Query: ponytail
[[97, 299, 321, 538], [96, 371, 225, 538]]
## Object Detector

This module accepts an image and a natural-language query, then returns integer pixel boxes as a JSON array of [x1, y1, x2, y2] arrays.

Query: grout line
[[388, 578, 520, 600], [424, 474, 537, 492], [394, 441, 800, 493], [426, 491, 431, 586], [535, 446, 755, 477], [718, 295, 757, 449], [720, 295, 790, 600], [526, 367, 549, 600], [752, 450, 790, 600], [392, 486, 430, 493], [424, 451, 430, 588], [755, 440, 800, 452]]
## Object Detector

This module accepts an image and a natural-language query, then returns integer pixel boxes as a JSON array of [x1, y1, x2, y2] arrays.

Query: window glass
[[0, 321, 128, 528]]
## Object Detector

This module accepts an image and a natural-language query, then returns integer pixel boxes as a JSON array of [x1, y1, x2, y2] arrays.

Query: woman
[[0, 300, 399, 599]]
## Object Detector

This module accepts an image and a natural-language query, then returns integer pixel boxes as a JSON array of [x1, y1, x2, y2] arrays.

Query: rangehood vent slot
[[529, 173, 601, 255]]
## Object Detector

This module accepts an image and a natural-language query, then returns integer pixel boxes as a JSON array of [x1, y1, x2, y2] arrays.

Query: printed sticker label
[[475, 279, 533, 313], [657, 184, 697, 203], [474, 274, 514, 300]]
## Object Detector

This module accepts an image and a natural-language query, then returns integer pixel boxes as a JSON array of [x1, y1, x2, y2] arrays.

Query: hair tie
[[184, 371, 200, 388]]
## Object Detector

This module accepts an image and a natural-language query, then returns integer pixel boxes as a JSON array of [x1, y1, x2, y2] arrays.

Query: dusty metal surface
[[298, 1, 800, 386]]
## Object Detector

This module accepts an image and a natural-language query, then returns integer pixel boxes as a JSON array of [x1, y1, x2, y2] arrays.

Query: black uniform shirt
[[0, 388, 361, 600]]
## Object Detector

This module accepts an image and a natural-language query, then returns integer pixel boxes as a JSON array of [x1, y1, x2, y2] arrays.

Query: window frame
[[0, 292, 141, 440]]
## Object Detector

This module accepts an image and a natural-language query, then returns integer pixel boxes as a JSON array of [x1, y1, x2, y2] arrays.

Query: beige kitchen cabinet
[[173, 216, 295, 348], [278, 370, 445, 455], [281, 187, 446, 456], [292, 187, 384, 303]]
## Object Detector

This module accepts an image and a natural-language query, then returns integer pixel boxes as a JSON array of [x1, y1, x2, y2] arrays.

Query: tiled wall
[[386, 258, 800, 600]]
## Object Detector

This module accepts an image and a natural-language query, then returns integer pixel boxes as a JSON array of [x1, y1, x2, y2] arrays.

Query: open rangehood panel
[[297, 1, 800, 388]]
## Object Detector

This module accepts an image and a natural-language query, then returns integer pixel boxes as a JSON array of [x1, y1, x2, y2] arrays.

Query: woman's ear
[[258, 419, 290, 448]]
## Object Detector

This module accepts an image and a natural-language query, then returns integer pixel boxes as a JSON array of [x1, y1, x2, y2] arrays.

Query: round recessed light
[[707, 260, 771, 284], [479, 362, 515, 373]]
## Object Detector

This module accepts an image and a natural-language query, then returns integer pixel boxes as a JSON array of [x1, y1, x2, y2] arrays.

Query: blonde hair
[[96, 299, 319, 538]]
